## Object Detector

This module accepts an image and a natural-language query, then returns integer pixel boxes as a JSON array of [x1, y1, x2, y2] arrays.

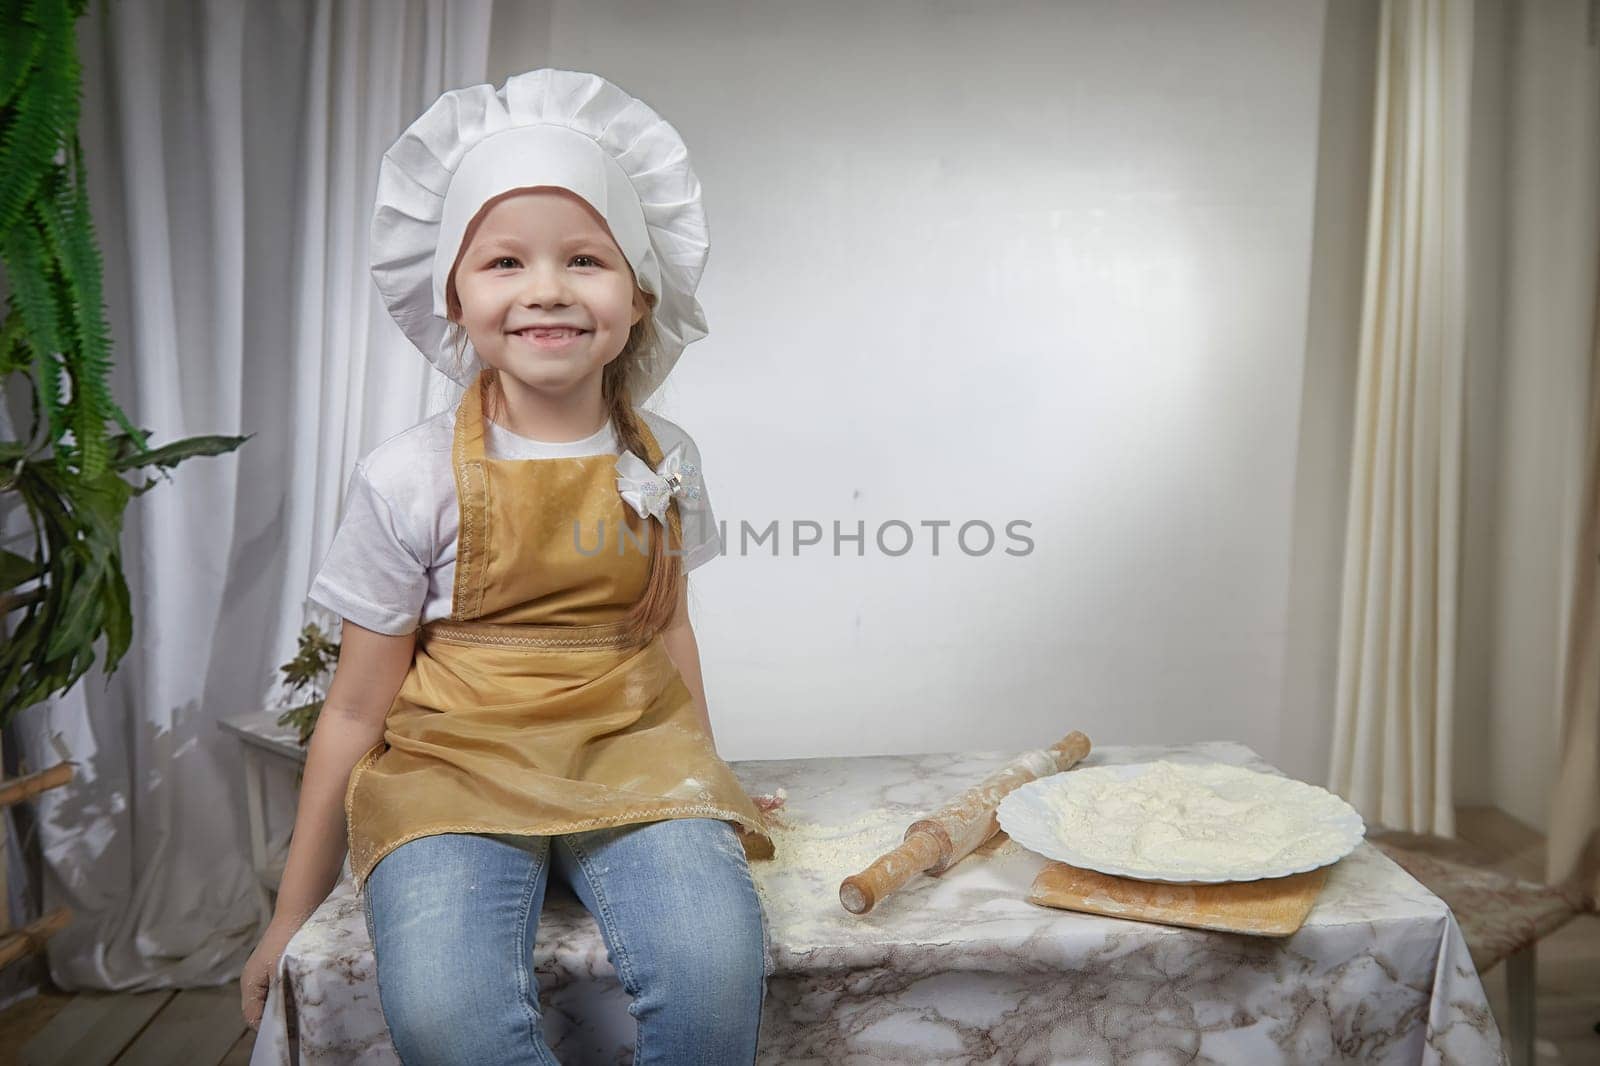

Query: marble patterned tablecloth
[[249, 741, 1506, 1065]]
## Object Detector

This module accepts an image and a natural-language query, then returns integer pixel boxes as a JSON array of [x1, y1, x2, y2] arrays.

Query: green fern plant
[[1, 0, 248, 727]]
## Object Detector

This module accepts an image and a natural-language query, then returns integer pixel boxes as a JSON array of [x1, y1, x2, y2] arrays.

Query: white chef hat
[[369, 68, 710, 400]]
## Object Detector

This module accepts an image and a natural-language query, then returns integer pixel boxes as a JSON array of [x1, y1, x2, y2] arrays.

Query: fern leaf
[[0, 2, 75, 235], [0, 0, 43, 110], [67, 132, 146, 452], [35, 188, 109, 475], [2, 228, 68, 452]]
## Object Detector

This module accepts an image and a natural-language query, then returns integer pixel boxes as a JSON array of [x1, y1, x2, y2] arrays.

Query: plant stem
[[0, 588, 46, 614]]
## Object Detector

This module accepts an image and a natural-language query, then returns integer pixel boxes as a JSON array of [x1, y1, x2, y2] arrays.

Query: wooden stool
[[1370, 829, 1591, 1066], [0, 756, 74, 972]]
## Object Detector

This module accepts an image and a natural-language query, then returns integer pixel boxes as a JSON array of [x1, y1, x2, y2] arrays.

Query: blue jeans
[[361, 817, 771, 1065]]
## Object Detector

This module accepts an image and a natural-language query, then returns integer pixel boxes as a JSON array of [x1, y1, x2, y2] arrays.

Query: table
[[249, 741, 1507, 1064]]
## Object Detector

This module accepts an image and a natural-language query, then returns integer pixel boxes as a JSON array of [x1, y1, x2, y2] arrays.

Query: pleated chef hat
[[369, 68, 710, 400]]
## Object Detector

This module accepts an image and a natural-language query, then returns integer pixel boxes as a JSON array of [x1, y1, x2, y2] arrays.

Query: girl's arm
[[242, 620, 415, 1029], [660, 575, 717, 749], [269, 621, 416, 929]]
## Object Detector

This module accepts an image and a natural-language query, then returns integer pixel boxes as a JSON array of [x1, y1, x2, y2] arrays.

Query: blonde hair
[[444, 203, 683, 643]]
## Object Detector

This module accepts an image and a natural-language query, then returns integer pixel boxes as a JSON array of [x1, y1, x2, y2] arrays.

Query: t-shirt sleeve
[[667, 428, 722, 573], [307, 462, 429, 635]]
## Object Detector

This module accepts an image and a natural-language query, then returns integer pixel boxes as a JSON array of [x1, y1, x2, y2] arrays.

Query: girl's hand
[[240, 917, 301, 1031]]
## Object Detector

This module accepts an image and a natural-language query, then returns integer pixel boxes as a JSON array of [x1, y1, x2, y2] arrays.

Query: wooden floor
[[0, 806, 1594, 1065], [0, 985, 255, 1066]]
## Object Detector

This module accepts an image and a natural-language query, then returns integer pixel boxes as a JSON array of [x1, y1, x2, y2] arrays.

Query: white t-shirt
[[308, 408, 722, 635]]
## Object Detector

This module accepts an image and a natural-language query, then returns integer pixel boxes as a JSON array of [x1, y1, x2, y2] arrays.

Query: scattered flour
[[757, 809, 911, 883], [749, 808, 915, 935], [749, 807, 1025, 937]]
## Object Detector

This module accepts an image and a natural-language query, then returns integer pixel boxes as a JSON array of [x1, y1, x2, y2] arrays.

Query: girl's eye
[[487, 255, 600, 269]]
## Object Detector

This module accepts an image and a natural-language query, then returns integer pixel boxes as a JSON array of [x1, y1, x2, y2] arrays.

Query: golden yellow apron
[[344, 371, 773, 893]]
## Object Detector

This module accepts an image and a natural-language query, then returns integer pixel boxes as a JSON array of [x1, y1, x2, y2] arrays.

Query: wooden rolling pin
[[839, 731, 1091, 915]]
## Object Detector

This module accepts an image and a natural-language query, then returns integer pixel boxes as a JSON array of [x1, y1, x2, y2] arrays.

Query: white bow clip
[[615, 442, 702, 524]]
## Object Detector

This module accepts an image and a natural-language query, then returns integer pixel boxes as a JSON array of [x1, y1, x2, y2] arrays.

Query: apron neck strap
[[456, 369, 491, 463]]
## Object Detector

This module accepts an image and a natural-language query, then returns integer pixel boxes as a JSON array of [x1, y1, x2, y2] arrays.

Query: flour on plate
[[1042, 761, 1352, 877]]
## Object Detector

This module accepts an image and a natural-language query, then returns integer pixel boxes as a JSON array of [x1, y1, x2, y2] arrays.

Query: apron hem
[[351, 805, 773, 895]]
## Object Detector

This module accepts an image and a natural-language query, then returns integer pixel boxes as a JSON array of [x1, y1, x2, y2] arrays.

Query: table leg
[[1504, 945, 1535, 1066], [243, 746, 274, 929]]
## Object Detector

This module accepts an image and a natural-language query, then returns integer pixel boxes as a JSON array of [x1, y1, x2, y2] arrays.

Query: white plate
[[996, 760, 1366, 884]]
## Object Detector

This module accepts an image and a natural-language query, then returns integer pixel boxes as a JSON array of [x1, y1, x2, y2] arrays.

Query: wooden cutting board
[[1028, 860, 1331, 937]]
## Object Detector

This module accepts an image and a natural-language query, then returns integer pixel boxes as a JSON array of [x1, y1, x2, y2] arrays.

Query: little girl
[[242, 69, 775, 1064]]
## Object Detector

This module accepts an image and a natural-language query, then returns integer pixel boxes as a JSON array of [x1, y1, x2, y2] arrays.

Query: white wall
[[489, 0, 1333, 765]]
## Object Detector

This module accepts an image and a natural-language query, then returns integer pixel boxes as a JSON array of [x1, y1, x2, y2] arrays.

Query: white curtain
[[1328, 0, 1473, 836], [1539, 0, 1600, 909], [1485, 0, 1599, 895], [7, 0, 489, 990], [1549, 262, 1600, 904]]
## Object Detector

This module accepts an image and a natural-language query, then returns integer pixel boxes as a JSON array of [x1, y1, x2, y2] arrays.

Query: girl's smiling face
[[450, 187, 645, 406]]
